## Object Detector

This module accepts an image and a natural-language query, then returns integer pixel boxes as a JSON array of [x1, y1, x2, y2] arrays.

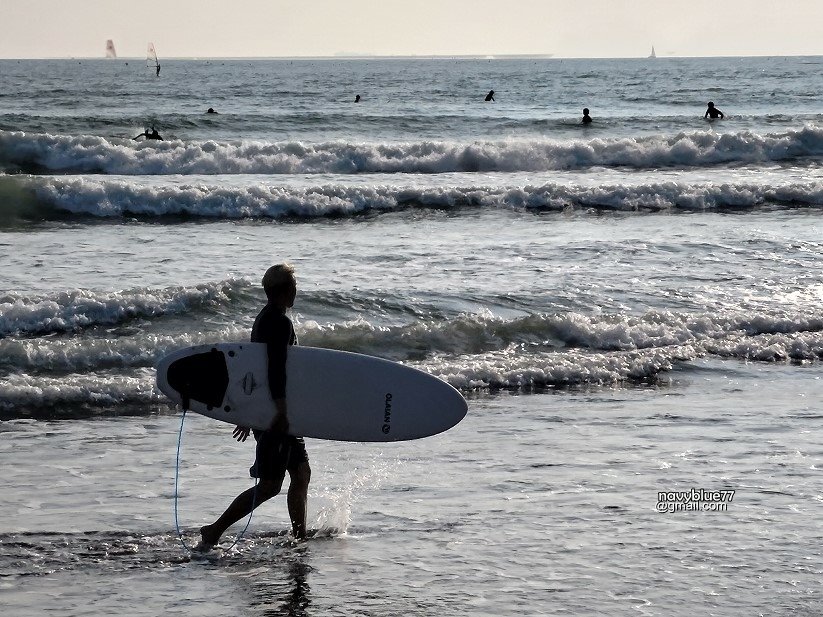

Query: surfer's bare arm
[[264, 313, 292, 433], [232, 426, 250, 442], [271, 399, 289, 433]]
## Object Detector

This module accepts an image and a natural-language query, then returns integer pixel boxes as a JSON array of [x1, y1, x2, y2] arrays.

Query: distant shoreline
[[2, 54, 823, 61]]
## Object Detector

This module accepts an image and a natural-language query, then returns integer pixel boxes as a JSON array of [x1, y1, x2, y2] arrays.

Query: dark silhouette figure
[[156, 64, 161, 77], [206, 107, 218, 114], [582, 108, 593, 124], [133, 127, 163, 141], [199, 264, 311, 548], [354, 94, 361, 103], [704, 101, 724, 119], [484, 90, 495, 102]]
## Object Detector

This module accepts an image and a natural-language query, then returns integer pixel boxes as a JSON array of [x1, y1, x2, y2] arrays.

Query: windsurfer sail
[[105, 40, 117, 59], [147, 43, 160, 76]]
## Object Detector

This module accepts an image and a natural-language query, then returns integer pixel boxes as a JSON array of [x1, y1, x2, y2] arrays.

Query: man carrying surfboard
[[200, 264, 311, 545]]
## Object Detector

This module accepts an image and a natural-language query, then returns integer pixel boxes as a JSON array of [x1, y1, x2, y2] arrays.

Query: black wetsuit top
[[251, 304, 296, 400], [248, 304, 305, 479]]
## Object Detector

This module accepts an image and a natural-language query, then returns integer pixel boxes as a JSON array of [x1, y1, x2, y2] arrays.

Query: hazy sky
[[2, 0, 821, 59]]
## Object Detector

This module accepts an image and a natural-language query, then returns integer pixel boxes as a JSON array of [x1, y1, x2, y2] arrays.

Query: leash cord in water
[[174, 409, 257, 552]]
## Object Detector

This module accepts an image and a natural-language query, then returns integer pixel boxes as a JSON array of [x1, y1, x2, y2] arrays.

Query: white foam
[[0, 326, 249, 372], [423, 345, 699, 389], [706, 331, 823, 362], [0, 369, 158, 412], [0, 278, 248, 336], [3, 126, 823, 175], [1, 330, 819, 413], [2, 273, 820, 411], [302, 310, 823, 358], [24, 176, 823, 219]]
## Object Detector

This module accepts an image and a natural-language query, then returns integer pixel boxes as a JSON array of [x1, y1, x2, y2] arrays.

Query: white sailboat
[[105, 39, 117, 59], [649, 46, 657, 59], [147, 42, 160, 75]]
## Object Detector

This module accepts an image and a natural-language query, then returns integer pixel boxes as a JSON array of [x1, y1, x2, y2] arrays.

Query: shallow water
[[2, 361, 822, 615]]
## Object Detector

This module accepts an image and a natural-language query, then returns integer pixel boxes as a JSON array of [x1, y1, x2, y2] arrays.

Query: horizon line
[[2, 52, 823, 61]]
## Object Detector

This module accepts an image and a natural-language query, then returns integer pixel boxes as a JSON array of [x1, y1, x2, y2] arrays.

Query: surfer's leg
[[287, 461, 311, 539], [201, 479, 282, 545]]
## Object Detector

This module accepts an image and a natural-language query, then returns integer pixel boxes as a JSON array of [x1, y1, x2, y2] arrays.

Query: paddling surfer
[[704, 101, 724, 119], [200, 264, 311, 546], [132, 127, 163, 141]]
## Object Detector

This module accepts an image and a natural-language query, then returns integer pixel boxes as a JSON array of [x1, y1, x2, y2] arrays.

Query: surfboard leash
[[174, 408, 258, 553]]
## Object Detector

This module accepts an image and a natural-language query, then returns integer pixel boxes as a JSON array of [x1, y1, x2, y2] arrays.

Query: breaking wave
[[0, 279, 250, 337], [7, 175, 823, 220], [1, 302, 820, 416], [2, 127, 823, 175]]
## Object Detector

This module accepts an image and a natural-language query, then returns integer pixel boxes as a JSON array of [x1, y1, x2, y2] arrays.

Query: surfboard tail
[[165, 348, 228, 411]]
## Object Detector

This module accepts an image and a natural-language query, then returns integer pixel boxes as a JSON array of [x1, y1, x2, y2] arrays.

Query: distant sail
[[105, 40, 117, 59], [649, 46, 657, 59], [147, 42, 159, 68]]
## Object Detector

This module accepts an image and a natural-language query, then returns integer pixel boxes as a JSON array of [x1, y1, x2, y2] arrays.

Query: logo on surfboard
[[382, 393, 393, 434], [242, 372, 257, 395]]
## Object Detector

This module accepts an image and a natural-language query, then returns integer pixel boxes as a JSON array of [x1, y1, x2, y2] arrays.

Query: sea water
[[0, 57, 821, 616]]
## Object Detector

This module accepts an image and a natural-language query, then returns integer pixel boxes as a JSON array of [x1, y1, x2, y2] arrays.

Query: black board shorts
[[250, 432, 308, 483]]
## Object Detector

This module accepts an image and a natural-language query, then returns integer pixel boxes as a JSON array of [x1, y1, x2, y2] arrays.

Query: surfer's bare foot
[[200, 524, 220, 547]]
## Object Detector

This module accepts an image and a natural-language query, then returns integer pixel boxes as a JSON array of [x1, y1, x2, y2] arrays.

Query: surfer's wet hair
[[262, 263, 296, 298]]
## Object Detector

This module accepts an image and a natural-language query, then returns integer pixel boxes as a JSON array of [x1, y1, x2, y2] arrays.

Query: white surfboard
[[155, 343, 467, 441]]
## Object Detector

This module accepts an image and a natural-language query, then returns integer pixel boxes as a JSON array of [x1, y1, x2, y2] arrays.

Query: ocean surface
[[1, 56, 822, 616]]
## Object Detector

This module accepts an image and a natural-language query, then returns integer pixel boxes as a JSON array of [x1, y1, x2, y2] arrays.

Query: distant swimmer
[[484, 90, 495, 102], [704, 101, 724, 119], [355, 94, 361, 103], [582, 108, 593, 124], [133, 127, 164, 141], [206, 107, 218, 114]]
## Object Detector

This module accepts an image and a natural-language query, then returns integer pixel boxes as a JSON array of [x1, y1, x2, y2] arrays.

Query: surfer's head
[[263, 263, 297, 306], [707, 101, 715, 108], [583, 108, 590, 115]]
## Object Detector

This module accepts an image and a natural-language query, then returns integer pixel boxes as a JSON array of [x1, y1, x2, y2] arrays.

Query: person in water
[[156, 63, 161, 77], [704, 101, 724, 119], [206, 107, 218, 114], [485, 90, 495, 102], [200, 264, 311, 546], [582, 108, 593, 124], [354, 94, 361, 103], [132, 127, 163, 141]]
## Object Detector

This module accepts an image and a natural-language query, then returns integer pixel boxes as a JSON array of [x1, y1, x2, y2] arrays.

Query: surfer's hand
[[232, 426, 250, 442]]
